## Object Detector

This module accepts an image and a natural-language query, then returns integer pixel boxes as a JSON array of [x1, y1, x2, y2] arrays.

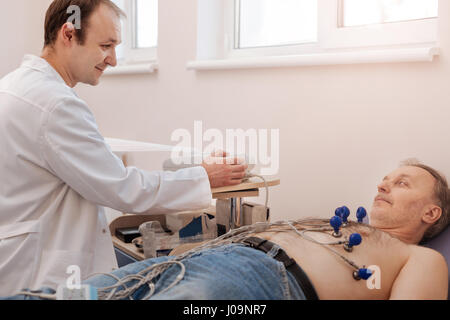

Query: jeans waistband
[[240, 236, 319, 300]]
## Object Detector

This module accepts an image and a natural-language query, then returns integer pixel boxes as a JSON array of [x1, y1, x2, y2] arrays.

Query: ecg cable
[[15, 206, 372, 300]]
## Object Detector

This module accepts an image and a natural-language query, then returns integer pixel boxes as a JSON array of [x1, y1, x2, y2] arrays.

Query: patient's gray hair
[[400, 159, 450, 242]]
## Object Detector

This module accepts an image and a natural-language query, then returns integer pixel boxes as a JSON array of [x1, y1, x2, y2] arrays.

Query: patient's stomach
[[251, 223, 411, 300]]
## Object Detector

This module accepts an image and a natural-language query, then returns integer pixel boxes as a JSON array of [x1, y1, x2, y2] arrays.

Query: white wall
[[2, 0, 450, 223], [0, 0, 49, 75]]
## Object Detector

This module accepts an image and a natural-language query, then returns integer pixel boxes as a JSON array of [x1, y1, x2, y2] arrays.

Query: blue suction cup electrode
[[356, 207, 367, 223], [341, 206, 350, 225], [335, 207, 343, 218], [344, 233, 362, 252], [330, 216, 343, 238], [353, 268, 373, 281]]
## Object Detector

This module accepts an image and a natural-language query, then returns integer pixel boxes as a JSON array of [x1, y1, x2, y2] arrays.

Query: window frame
[[224, 0, 438, 59], [117, 0, 158, 65]]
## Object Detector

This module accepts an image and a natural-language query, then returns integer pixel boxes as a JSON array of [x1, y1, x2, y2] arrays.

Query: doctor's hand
[[201, 155, 248, 189]]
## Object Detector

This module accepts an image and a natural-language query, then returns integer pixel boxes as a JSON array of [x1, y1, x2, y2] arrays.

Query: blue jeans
[[1, 243, 307, 300]]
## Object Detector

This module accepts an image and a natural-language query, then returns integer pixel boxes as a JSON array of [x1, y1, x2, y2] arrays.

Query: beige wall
[[2, 0, 450, 222], [0, 0, 48, 75]]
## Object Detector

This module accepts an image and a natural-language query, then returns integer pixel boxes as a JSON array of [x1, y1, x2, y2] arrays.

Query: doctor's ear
[[423, 205, 442, 225], [60, 22, 77, 45]]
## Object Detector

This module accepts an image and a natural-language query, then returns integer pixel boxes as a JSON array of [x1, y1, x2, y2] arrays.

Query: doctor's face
[[69, 4, 121, 86], [369, 166, 437, 231]]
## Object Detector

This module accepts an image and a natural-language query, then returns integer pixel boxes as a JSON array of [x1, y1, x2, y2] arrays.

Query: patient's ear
[[422, 205, 442, 225]]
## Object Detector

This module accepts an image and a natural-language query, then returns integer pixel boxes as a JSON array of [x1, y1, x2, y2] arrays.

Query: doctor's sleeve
[[39, 97, 212, 214]]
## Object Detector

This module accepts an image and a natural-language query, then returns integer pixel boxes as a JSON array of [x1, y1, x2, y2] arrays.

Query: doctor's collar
[[21, 54, 77, 94]]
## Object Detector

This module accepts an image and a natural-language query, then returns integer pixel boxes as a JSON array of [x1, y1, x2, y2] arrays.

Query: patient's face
[[369, 166, 436, 231]]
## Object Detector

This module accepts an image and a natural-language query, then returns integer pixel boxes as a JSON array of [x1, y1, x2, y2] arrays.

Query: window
[[236, 0, 317, 49], [232, 0, 438, 54], [342, 0, 438, 27], [189, 0, 439, 69], [135, 0, 158, 49], [111, 0, 158, 64]]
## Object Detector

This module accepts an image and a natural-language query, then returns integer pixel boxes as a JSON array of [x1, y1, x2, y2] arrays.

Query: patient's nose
[[377, 180, 390, 193]]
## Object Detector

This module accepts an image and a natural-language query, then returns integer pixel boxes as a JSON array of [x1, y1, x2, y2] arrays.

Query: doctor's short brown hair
[[44, 0, 125, 47], [400, 159, 450, 243]]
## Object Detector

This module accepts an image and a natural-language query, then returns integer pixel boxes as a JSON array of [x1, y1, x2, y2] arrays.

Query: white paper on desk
[[105, 137, 196, 153]]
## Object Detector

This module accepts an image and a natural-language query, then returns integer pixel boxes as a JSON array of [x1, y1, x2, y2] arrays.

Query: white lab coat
[[0, 55, 212, 296]]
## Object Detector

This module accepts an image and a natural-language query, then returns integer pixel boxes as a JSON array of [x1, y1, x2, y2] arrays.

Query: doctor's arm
[[40, 97, 218, 214]]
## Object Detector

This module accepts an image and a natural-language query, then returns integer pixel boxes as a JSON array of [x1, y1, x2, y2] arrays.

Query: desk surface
[[211, 177, 280, 194]]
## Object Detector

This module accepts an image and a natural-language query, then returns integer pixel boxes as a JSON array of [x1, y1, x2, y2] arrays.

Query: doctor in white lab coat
[[0, 0, 247, 296]]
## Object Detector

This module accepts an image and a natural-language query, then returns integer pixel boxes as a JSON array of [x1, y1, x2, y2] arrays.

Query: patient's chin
[[369, 208, 387, 226]]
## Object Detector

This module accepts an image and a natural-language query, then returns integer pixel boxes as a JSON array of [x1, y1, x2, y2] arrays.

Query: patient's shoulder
[[389, 244, 448, 299], [410, 245, 448, 268]]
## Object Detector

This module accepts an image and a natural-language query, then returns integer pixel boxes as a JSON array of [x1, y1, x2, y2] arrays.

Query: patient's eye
[[397, 180, 408, 186], [101, 44, 112, 49]]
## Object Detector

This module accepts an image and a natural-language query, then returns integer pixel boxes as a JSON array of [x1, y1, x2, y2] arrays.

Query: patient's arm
[[389, 246, 448, 300]]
